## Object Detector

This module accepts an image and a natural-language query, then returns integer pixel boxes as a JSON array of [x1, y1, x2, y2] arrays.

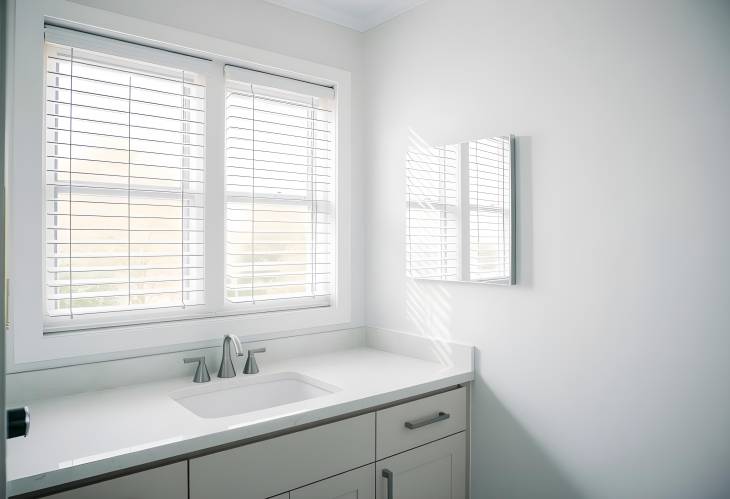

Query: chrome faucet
[[217, 334, 244, 378]]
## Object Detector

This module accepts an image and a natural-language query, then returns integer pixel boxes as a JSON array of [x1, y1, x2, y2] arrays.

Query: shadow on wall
[[404, 128, 456, 364], [471, 351, 585, 499], [405, 277, 454, 364]]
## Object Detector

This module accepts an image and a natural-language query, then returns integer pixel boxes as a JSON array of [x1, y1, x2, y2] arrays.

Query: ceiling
[[264, 0, 427, 31]]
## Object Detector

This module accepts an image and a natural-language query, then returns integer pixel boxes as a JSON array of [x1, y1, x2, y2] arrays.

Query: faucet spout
[[217, 334, 243, 378]]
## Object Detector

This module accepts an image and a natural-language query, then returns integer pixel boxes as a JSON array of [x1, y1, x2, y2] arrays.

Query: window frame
[[7, 0, 352, 367]]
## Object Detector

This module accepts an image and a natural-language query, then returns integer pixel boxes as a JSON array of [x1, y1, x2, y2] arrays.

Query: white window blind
[[469, 137, 513, 283], [406, 141, 459, 280], [224, 66, 334, 308], [44, 33, 206, 323]]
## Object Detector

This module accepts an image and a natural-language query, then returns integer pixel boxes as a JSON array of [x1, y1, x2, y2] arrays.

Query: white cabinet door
[[291, 465, 374, 499], [375, 432, 466, 499], [190, 414, 375, 499], [44, 462, 187, 499]]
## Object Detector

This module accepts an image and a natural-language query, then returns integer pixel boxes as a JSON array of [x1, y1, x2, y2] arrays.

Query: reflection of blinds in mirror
[[406, 141, 459, 280], [224, 67, 334, 306], [44, 41, 206, 320], [469, 137, 512, 282]]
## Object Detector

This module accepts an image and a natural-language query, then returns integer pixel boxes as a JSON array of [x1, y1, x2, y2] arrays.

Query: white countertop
[[7, 342, 473, 496]]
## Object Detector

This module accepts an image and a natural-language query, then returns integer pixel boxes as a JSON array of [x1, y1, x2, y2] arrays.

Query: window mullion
[[458, 142, 470, 282], [204, 63, 225, 314]]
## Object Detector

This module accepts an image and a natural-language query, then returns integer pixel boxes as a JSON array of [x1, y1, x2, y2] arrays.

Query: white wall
[[69, 0, 362, 71], [363, 1, 730, 498]]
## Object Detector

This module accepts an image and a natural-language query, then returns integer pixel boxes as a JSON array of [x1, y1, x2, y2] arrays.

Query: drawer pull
[[382, 469, 394, 499], [404, 411, 450, 430]]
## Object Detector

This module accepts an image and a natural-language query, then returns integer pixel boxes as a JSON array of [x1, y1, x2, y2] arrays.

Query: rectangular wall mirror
[[406, 134, 516, 285]]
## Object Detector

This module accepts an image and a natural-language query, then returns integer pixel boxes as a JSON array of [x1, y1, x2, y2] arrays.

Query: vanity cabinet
[[43, 462, 187, 499], [189, 386, 467, 499], [32, 386, 467, 499], [375, 433, 466, 499]]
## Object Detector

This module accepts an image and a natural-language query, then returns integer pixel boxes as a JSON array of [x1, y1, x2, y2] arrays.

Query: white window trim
[[7, 0, 352, 366]]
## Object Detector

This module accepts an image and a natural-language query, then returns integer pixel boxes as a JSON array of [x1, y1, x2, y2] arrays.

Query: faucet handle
[[184, 356, 211, 383], [243, 347, 266, 375]]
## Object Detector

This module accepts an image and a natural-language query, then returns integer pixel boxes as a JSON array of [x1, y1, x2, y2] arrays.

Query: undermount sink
[[171, 372, 340, 419]]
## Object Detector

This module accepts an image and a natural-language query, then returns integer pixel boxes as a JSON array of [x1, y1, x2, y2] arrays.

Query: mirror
[[406, 134, 515, 285]]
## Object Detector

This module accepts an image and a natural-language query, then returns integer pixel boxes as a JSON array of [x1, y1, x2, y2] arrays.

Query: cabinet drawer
[[375, 432, 466, 499], [190, 413, 375, 499], [43, 462, 187, 499], [376, 387, 466, 460]]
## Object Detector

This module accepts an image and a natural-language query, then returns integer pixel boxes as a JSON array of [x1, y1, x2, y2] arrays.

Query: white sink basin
[[171, 372, 339, 419]]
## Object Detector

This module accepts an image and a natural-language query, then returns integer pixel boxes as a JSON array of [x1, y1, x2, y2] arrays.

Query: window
[[10, 9, 350, 363], [406, 135, 514, 284], [224, 67, 334, 310], [37, 27, 339, 333], [44, 29, 206, 329]]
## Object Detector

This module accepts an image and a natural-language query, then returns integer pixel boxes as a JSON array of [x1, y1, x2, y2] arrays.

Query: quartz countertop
[[7, 340, 474, 496]]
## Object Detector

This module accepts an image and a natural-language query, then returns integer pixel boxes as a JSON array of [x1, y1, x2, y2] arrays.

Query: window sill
[[12, 299, 350, 368]]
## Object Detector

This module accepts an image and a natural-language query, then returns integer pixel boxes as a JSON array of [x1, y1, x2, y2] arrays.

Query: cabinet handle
[[404, 411, 450, 430], [382, 469, 394, 499]]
